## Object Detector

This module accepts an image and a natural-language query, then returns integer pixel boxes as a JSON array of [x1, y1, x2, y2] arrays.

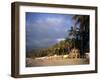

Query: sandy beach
[[26, 57, 89, 67]]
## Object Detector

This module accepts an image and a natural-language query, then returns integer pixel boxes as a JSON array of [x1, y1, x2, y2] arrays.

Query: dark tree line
[[69, 15, 90, 56]]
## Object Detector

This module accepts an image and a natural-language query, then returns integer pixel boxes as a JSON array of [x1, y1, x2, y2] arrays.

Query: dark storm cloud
[[26, 12, 74, 52]]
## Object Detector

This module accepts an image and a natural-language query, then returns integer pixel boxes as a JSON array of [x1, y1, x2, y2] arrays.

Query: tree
[[68, 26, 80, 48], [72, 15, 89, 55]]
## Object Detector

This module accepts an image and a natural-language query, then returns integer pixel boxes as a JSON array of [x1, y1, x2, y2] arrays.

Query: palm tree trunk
[[80, 35, 84, 57]]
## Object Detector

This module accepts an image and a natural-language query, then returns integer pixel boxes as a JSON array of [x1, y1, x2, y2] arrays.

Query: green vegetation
[[26, 38, 80, 59], [72, 15, 89, 55]]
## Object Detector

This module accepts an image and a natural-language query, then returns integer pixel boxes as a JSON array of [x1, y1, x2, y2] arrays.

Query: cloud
[[56, 38, 65, 42], [29, 16, 66, 29], [26, 16, 68, 40], [46, 17, 65, 26], [26, 13, 73, 52]]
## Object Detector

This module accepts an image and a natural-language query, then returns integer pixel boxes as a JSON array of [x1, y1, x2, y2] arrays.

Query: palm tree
[[68, 26, 80, 48], [65, 38, 73, 54], [72, 15, 89, 55]]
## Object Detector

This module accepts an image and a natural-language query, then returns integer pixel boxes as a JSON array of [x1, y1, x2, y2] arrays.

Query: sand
[[26, 57, 89, 67]]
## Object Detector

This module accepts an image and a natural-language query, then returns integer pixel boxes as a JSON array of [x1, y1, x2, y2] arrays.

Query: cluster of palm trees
[[68, 15, 89, 56]]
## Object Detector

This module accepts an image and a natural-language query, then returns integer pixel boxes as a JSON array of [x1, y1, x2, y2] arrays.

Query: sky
[[26, 12, 74, 52]]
